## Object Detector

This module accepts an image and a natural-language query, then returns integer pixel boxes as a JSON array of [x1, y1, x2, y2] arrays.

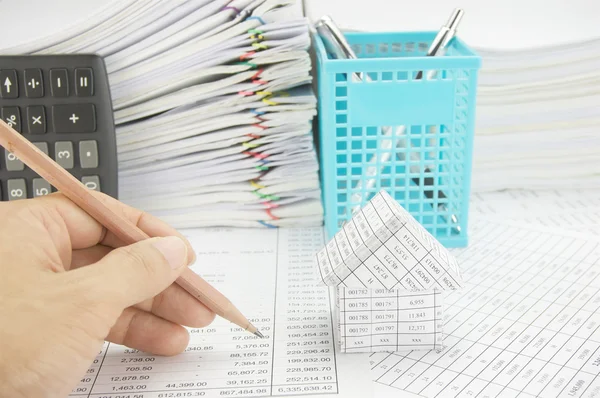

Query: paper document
[[471, 189, 600, 236], [336, 288, 444, 353], [0, 0, 323, 230], [315, 190, 462, 291], [370, 217, 600, 397], [314, 190, 461, 355], [69, 227, 372, 398]]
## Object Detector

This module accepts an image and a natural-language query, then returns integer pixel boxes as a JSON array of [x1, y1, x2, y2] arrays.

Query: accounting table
[[69, 228, 370, 398], [369, 218, 600, 397]]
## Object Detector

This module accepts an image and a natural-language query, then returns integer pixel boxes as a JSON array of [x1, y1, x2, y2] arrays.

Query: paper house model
[[315, 190, 463, 353]]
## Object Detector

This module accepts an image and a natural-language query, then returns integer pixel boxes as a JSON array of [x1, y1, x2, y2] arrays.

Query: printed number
[[7, 153, 18, 161], [11, 189, 23, 198], [58, 151, 71, 159], [84, 181, 98, 190], [36, 188, 49, 196]]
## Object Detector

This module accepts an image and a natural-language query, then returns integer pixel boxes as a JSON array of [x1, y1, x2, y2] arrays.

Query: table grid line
[[334, 232, 368, 289], [434, 235, 591, 397], [339, 290, 442, 352], [368, 223, 600, 398], [470, 254, 600, 397], [438, 223, 539, 328], [369, 202, 452, 290], [381, 350, 600, 378], [397, 289, 401, 352], [578, 347, 600, 397], [400, 227, 556, 392], [537, 264, 600, 397], [361, 196, 460, 290]]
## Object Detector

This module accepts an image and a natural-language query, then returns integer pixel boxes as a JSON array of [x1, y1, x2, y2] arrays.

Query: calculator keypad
[[33, 178, 51, 197], [24, 69, 43, 98], [5, 150, 24, 171], [2, 106, 21, 132], [79, 140, 99, 168], [82, 176, 100, 191], [50, 69, 69, 97], [75, 68, 94, 97], [27, 106, 46, 134], [0, 70, 18, 98], [52, 103, 96, 133], [33, 142, 49, 156], [0, 54, 118, 201], [7, 179, 27, 201], [55, 141, 75, 169]]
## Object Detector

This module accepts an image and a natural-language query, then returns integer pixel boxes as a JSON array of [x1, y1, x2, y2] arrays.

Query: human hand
[[0, 192, 215, 398]]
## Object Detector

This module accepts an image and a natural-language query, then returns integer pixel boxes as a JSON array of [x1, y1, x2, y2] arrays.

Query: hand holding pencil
[[0, 118, 263, 337], [0, 118, 264, 397], [0, 172, 215, 396]]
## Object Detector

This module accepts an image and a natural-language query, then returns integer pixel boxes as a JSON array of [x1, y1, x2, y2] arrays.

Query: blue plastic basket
[[314, 30, 481, 248]]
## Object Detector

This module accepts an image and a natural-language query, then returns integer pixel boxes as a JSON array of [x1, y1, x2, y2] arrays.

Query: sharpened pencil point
[[254, 330, 265, 338]]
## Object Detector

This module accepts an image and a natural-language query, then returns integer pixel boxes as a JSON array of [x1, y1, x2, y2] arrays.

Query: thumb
[[81, 236, 190, 309]]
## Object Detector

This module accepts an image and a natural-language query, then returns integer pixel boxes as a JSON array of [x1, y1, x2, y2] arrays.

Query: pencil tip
[[253, 330, 265, 338]]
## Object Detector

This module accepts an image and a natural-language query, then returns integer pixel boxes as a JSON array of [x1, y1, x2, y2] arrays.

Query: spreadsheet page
[[69, 227, 372, 398], [371, 216, 600, 397]]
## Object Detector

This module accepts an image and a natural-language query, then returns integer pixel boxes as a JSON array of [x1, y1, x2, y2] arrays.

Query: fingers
[[105, 307, 190, 356], [141, 283, 216, 329], [70, 245, 111, 270], [71, 245, 215, 328], [34, 191, 195, 265], [73, 236, 189, 309]]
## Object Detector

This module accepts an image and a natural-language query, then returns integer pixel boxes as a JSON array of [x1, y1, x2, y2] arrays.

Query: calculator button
[[33, 142, 49, 156], [79, 140, 99, 168], [24, 69, 44, 98], [1, 106, 21, 132], [4, 149, 24, 171], [55, 141, 74, 169], [82, 176, 100, 191], [0, 69, 18, 98], [75, 68, 93, 97], [50, 69, 69, 97], [7, 179, 26, 200], [27, 106, 46, 134], [33, 178, 51, 197], [52, 104, 96, 133]]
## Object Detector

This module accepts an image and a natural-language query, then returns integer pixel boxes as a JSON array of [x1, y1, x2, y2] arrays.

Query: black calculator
[[0, 54, 118, 201]]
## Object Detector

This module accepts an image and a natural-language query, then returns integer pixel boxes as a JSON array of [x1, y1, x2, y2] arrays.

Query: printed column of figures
[[338, 288, 444, 353], [69, 228, 340, 398], [271, 228, 340, 395]]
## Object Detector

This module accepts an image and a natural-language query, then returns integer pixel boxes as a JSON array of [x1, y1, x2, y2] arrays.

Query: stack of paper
[[0, 0, 323, 228], [470, 37, 600, 193], [328, 27, 600, 195]]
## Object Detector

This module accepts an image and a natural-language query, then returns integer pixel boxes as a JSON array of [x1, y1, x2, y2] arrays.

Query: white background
[[0, 0, 598, 50]]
